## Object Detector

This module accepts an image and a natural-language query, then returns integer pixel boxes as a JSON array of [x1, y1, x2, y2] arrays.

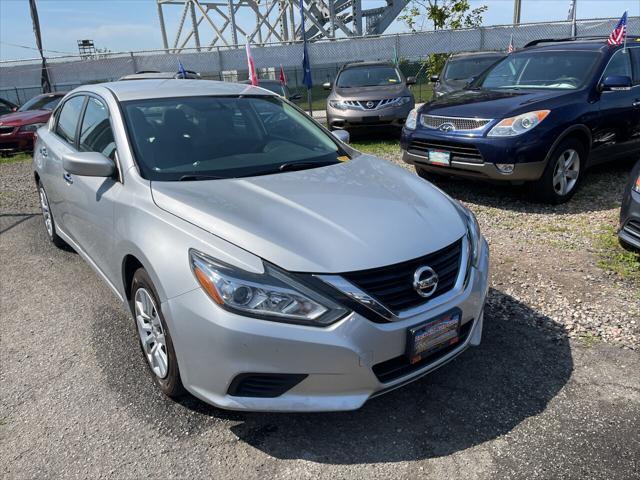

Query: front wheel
[[130, 268, 184, 399], [532, 139, 586, 204], [38, 181, 67, 248]]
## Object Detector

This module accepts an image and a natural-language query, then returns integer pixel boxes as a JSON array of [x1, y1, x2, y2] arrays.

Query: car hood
[[151, 156, 466, 273], [0, 109, 51, 125], [334, 84, 408, 100], [423, 88, 569, 119]]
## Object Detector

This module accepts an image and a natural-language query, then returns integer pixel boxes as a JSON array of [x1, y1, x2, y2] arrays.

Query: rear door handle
[[40, 146, 48, 157], [63, 172, 73, 185]]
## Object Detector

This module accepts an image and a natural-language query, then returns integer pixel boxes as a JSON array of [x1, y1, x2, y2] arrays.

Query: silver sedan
[[33, 79, 489, 412]]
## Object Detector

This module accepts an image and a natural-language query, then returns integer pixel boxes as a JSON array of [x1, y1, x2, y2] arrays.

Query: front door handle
[[63, 172, 73, 185], [40, 146, 48, 157]]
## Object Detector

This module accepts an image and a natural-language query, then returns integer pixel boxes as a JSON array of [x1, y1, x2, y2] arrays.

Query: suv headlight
[[452, 202, 481, 268], [405, 109, 418, 130], [190, 250, 348, 326], [395, 96, 412, 106], [329, 100, 348, 110], [487, 110, 550, 137], [18, 123, 45, 133], [634, 173, 640, 194]]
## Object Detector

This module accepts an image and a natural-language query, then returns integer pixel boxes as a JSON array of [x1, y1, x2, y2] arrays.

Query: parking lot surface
[[1, 156, 639, 479]]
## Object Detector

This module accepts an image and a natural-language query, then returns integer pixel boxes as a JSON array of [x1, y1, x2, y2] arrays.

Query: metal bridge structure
[[156, 0, 408, 51]]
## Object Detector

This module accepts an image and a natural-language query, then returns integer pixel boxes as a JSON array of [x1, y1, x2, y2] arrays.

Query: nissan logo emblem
[[439, 123, 455, 132], [366, 101, 375, 108], [413, 266, 439, 298]]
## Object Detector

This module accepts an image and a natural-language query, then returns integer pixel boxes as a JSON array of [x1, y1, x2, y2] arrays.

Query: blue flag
[[299, 0, 312, 89], [177, 59, 188, 78]]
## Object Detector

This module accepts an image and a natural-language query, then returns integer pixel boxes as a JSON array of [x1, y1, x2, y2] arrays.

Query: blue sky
[[1, 0, 638, 60]]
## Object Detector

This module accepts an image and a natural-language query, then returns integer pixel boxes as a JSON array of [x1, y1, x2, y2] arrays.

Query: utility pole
[[568, 0, 578, 37], [513, 0, 522, 25]]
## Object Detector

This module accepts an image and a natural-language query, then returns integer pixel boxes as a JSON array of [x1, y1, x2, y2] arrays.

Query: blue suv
[[401, 37, 640, 203]]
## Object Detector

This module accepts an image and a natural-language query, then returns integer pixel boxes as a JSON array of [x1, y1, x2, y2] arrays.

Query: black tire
[[130, 268, 185, 399], [38, 181, 67, 248], [532, 138, 587, 204]]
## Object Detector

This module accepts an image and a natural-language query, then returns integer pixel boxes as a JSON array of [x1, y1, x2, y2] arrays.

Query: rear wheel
[[38, 182, 66, 248], [130, 268, 185, 399], [533, 138, 586, 204]]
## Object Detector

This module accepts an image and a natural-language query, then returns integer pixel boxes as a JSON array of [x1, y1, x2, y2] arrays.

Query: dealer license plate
[[406, 310, 461, 364], [428, 149, 451, 166]]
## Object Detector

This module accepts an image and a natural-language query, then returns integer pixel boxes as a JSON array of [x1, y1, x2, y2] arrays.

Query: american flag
[[607, 11, 628, 46]]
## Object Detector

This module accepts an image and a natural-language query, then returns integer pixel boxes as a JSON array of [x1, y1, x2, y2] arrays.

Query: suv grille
[[408, 139, 484, 164], [342, 238, 463, 314], [0, 126, 15, 135], [623, 219, 640, 240], [421, 115, 491, 131], [341, 98, 402, 110]]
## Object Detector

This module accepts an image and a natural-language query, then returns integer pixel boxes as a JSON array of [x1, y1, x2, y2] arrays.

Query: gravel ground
[[1, 155, 639, 479]]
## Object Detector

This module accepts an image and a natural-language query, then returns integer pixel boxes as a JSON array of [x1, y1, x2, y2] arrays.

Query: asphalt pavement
[[1, 166, 639, 479]]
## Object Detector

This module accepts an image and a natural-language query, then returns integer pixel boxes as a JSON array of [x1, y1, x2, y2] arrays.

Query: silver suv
[[324, 61, 416, 131], [33, 79, 488, 412]]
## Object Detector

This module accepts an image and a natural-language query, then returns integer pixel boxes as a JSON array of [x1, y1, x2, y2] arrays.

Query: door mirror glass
[[406, 76, 417, 85], [600, 75, 632, 92], [430, 75, 440, 83], [331, 129, 350, 144], [62, 151, 115, 177]]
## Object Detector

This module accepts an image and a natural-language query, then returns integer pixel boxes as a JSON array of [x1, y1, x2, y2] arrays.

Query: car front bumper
[[327, 103, 413, 130], [619, 188, 640, 249], [0, 128, 35, 153], [161, 238, 489, 412]]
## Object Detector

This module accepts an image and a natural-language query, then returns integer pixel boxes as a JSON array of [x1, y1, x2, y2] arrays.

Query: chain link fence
[[1, 16, 638, 106]]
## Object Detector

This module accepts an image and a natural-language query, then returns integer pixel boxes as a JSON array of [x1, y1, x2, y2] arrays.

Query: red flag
[[279, 65, 287, 86], [246, 41, 258, 86]]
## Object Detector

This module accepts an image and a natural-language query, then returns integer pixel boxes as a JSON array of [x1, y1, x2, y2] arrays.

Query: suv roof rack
[[524, 35, 640, 48]]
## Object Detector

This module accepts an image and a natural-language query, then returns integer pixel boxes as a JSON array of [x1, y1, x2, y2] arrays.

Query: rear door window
[[55, 96, 86, 146]]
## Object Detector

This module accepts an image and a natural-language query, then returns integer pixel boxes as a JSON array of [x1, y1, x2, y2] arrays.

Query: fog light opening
[[496, 163, 515, 175]]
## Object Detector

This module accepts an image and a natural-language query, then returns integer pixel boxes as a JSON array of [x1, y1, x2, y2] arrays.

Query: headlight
[[329, 100, 348, 110], [634, 174, 640, 194], [395, 96, 412, 106], [18, 123, 45, 133], [190, 250, 348, 326], [487, 110, 550, 137], [405, 109, 418, 130], [453, 202, 481, 268]]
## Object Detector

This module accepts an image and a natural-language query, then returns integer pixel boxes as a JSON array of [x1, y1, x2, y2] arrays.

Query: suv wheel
[[534, 138, 585, 204], [130, 268, 184, 398], [38, 182, 67, 248]]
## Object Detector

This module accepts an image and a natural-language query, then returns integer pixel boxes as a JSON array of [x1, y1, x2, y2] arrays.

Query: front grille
[[421, 115, 491, 131], [623, 219, 640, 240], [227, 373, 307, 398], [372, 320, 473, 383], [340, 98, 400, 110], [408, 139, 484, 164], [0, 126, 15, 135], [342, 238, 463, 314]]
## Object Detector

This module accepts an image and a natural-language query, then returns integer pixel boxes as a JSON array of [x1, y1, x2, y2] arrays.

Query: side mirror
[[430, 75, 440, 83], [600, 75, 632, 92], [62, 151, 115, 177], [12, 106, 18, 112], [288, 93, 302, 101], [406, 76, 417, 85], [331, 129, 350, 144], [322, 82, 332, 91]]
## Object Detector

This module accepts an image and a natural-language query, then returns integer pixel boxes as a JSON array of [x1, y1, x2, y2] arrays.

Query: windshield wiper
[[178, 174, 226, 181], [278, 161, 333, 172]]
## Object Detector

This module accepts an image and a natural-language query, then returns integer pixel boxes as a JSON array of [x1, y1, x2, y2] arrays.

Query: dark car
[[0, 92, 65, 154], [240, 79, 302, 101], [0, 97, 18, 116], [432, 51, 506, 98], [324, 61, 416, 131], [619, 160, 640, 250], [401, 37, 640, 203]]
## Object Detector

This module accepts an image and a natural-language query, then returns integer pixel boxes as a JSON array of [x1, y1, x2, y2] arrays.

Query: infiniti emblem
[[413, 266, 439, 298], [439, 123, 455, 132], [366, 101, 375, 108]]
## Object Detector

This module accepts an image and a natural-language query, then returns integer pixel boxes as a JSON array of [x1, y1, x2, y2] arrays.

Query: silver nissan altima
[[33, 79, 489, 412]]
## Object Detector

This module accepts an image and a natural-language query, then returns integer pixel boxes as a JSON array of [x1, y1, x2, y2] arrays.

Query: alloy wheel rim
[[552, 149, 580, 196], [39, 187, 53, 237], [134, 288, 169, 379]]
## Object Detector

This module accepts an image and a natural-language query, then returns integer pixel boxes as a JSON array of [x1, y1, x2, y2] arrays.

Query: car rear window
[[122, 95, 344, 181]]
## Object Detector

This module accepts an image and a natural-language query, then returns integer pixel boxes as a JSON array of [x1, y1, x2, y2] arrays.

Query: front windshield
[[18, 95, 61, 111], [122, 96, 344, 181], [476, 51, 600, 90], [336, 66, 401, 88], [443, 56, 503, 81]]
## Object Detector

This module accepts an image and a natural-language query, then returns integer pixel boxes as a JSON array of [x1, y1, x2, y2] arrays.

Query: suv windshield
[[476, 50, 600, 90], [443, 55, 503, 81], [337, 66, 401, 88], [19, 95, 62, 112], [123, 95, 344, 181]]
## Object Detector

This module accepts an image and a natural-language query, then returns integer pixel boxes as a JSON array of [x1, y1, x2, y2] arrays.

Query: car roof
[[522, 37, 640, 52], [240, 79, 281, 85], [342, 61, 396, 69], [449, 51, 506, 59], [84, 79, 275, 101]]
